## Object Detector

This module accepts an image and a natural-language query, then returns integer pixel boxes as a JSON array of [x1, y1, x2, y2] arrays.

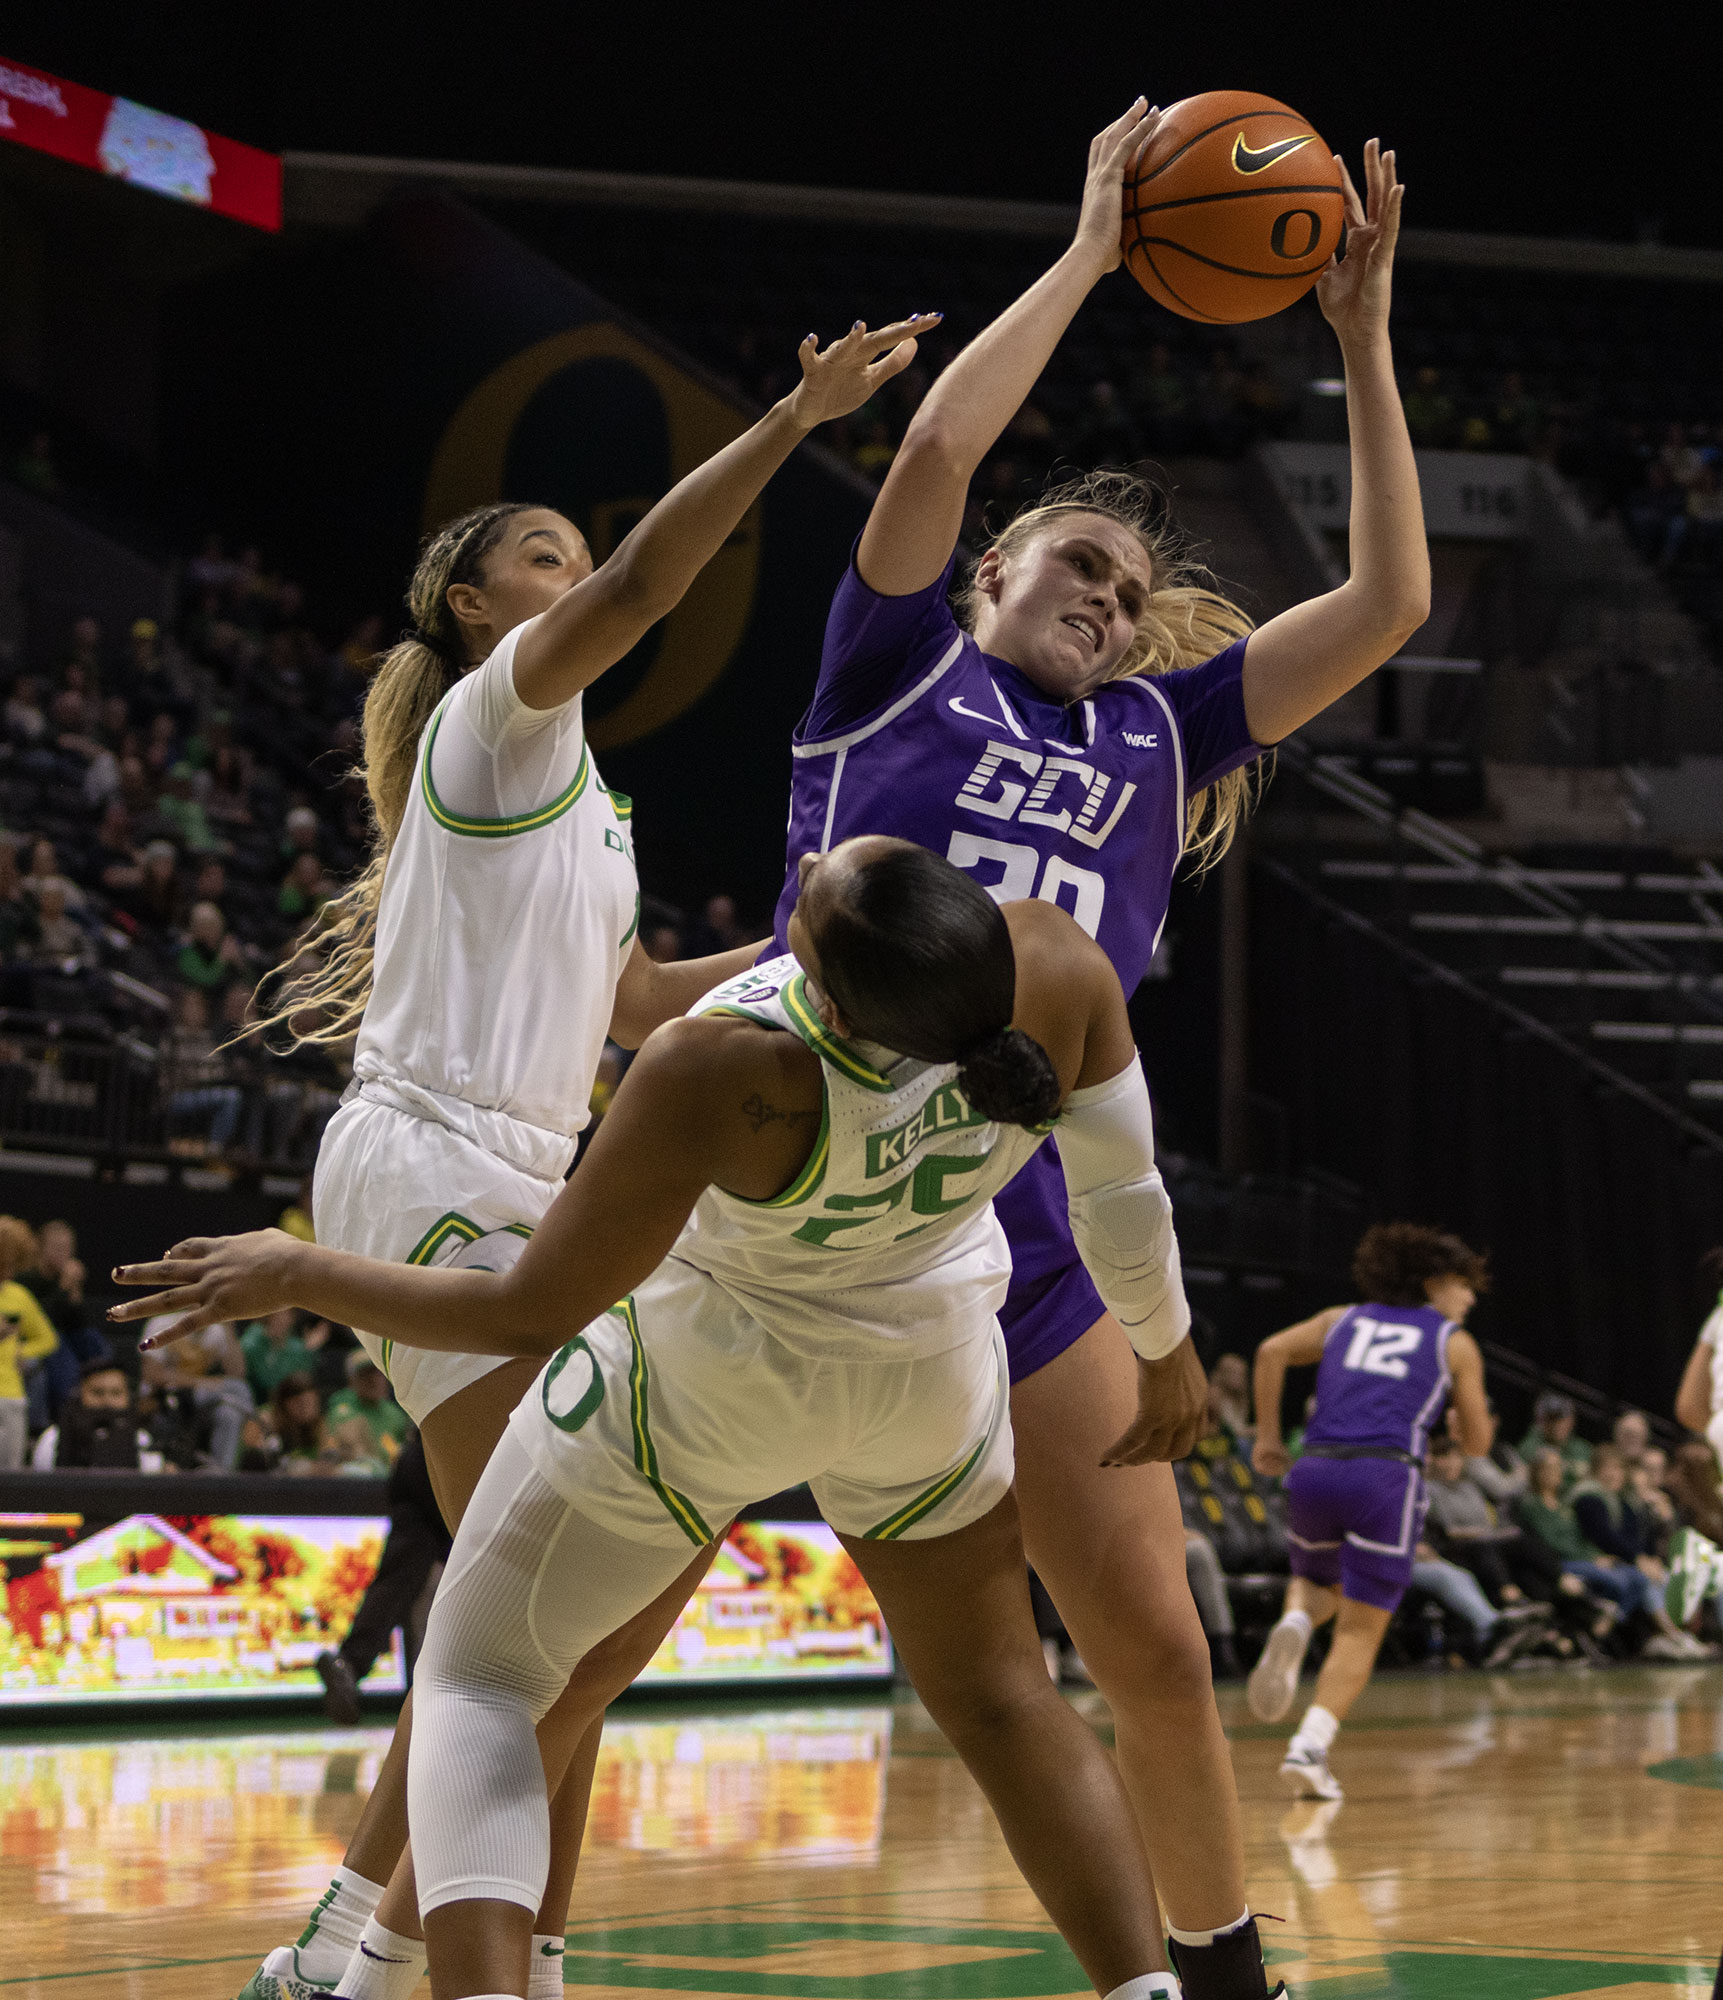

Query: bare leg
[[840, 1492, 1168, 1992], [1011, 1315, 1247, 1934], [1307, 1597, 1392, 1723]]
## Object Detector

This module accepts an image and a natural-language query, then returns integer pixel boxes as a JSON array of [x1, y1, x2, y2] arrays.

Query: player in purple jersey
[[772, 99, 1429, 1992], [1247, 1226, 1494, 1802]]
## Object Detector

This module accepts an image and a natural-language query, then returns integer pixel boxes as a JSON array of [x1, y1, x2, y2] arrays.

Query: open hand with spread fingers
[[1316, 137, 1404, 349], [110, 1232, 307, 1345], [1072, 97, 1164, 277], [787, 314, 943, 431]]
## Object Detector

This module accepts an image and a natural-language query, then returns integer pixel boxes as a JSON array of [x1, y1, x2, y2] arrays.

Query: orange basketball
[[1122, 91, 1346, 323]]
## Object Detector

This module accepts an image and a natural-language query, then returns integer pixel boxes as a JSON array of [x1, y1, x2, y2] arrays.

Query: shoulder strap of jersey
[[692, 956, 896, 1093]]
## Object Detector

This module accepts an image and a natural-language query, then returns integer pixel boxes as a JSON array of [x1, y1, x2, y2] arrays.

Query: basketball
[[1122, 90, 1347, 322]]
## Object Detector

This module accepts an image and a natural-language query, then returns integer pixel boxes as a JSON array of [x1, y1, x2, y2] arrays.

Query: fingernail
[[853, 319, 864, 331]]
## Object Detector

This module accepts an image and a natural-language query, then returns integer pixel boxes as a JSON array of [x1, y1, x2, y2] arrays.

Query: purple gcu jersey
[[1302, 1303, 1454, 1457], [774, 552, 1261, 1381], [1285, 1303, 1454, 1613]]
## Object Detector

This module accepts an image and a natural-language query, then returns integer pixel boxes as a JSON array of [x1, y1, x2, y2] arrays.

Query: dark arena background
[[1, 12, 1721, 1999]]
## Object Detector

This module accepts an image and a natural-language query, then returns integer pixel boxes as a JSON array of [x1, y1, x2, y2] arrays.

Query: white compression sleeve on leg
[[1057, 1060, 1191, 1361], [408, 1429, 696, 1921]]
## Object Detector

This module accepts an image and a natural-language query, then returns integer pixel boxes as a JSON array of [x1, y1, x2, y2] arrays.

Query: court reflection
[[589, 1705, 893, 1857], [0, 1702, 894, 1915], [0, 1727, 393, 1913]]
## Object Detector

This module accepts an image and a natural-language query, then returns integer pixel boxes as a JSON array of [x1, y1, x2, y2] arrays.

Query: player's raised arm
[[857, 101, 1162, 596], [508, 315, 940, 708], [1240, 140, 1431, 744]]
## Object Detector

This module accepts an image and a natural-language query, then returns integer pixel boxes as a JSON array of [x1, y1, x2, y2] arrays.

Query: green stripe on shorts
[[617, 1296, 713, 1548], [862, 1430, 991, 1541]]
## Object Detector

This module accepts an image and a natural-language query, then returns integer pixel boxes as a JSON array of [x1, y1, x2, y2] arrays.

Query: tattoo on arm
[[741, 1092, 814, 1134]]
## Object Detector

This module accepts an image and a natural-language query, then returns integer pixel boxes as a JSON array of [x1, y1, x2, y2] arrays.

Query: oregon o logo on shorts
[[542, 1337, 604, 1433]]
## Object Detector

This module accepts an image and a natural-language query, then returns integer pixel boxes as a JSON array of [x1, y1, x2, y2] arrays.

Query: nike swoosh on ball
[[1231, 134, 1315, 174]]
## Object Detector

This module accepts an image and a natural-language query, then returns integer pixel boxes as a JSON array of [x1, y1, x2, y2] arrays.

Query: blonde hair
[[262, 503, 538, 1046], [955, 470, 1269, 873], [0, 1214, 39, 1284]]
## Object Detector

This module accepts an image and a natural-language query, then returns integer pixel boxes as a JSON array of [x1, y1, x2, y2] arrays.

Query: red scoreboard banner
[[0, 54, 281, 231]]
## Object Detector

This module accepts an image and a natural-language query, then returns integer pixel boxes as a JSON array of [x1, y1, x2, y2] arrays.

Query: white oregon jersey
[[670, 953, 1050, 1362], [352, 624, 639, 1183]]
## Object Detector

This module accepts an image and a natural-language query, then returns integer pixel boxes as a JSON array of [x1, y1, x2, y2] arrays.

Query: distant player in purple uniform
[[772, 98, 1427, 1995], [1247, 1225, 1494, 1802]]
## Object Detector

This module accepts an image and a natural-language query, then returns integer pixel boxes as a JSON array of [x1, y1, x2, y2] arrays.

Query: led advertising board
[[0, 55, 281, 230], [0, 1512, 889, 1707]]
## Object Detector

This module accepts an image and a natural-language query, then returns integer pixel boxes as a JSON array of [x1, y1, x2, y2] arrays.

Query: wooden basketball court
[[6, 1667, 1720, 1999]]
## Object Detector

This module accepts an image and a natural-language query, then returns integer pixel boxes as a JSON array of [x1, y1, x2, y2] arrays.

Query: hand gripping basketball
[[1072, 98, 1166, 276]]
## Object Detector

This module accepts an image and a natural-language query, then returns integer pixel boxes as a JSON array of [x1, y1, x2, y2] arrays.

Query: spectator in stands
[[1404, 1538, 1534, 1666], [240, 1307, 332, 1405], [690, 893, 748, 956], [111, 839, 184, 935], [21, 1218, 104, 1422], [30, 878, 89, 966], [30, 1358, 163, 1471], [0, 839, 39, 964], [175, 900, 245, 993], [1514, 1444, 1699, 1656], [278, 850, 332, 925], [206, 743, 257, 828], [239, 1369, 348, 1474], [4, 675, 47, 745], [0, 1215, 58, 1469], [165, 985, 244, 1155], [1625, 461, 1687, 564], [1422, 1433, 1573, 1622], [140, 1314, 253, 1468], [1612, 1409, 1652, 1467], [91, 801, 140, 889], [325, 1351, 409, 1468], [1672, 464, 1723, 571], [643, 922, 683, 963], [1208, 1351, 1254, 1450], [1463, 1400, 1528, 1505], [157, 763, 225, 854], [1519, 1391, 1590, 1486], [281, 804, 322, 864], [1572, 1442, 1670, 1586]]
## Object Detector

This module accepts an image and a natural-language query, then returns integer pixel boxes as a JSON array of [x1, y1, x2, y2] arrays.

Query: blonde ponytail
[[260, 502, 537, 1047], [956, 470, 1270, 874]]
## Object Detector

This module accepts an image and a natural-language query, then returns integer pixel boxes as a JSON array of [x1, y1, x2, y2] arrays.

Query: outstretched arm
[[857, 102, 1161, 597], [110, 1020, 819, 1357], [1242, 142, 1431, 745], [1252, 1308, 1346, 1476], [513, 316, 940, 709]]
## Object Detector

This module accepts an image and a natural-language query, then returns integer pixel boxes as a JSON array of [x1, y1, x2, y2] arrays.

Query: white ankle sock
[[1281, 1608, 1313, 1640], [1167, 1906, 1250, 1950], [529, 1933, 566, 2000], [294, 1867, 386, 1983], [1102, 1975, 1180, 2000], [1291, 1702, 1339, 1754], [333, 1917, 426, 2000]]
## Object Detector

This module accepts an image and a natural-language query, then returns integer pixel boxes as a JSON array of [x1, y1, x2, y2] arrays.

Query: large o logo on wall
[[423, 326, 761, 752]]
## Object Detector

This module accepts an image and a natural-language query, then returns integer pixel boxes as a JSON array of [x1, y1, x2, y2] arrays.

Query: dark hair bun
[[958, 1027, 1063, 1129]]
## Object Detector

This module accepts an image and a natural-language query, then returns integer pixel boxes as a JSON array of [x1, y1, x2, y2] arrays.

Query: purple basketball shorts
[[1284, 1454, 1428, 1612], [995, 1145, 1106, 1386]]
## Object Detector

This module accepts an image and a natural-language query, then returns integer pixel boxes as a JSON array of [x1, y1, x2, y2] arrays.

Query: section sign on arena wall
[[0, 55, 281, 230]]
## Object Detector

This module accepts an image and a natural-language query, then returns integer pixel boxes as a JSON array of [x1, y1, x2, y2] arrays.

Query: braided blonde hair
[[955, 470, 1269, 873], [262, 502, 538, 1046]]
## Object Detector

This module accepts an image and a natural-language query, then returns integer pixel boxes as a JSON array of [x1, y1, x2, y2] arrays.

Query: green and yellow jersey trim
[[616, 1295, 713, 1547], [781, 972, 894, 1092], [420, 705, 590, 837], [862, 1429, 991, 1541]]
